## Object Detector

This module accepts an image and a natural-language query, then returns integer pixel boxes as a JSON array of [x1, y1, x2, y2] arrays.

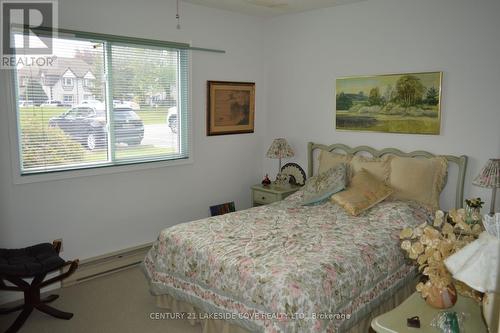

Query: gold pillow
[[331, 169, 394, 216], [389, 156, 448, 211], [350, 155, 392, 183], [317, 150, 352, 175]]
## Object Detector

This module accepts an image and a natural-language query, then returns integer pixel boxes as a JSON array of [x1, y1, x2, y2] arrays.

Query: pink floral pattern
[[143, 191, 430, 332]]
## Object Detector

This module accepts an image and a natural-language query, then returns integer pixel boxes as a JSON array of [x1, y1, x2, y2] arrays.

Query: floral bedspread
[[143, 191, 430, 333]]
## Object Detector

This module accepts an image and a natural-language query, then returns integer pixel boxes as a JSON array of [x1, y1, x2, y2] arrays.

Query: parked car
[[80, 99, 105, 111], [18, 100, 34, 108], [113, 108, 144, 146], [48, 107, 144, 150], [41, 100, 64, 107], [121, 101, 140, 111], [168, 106, 178, 134]]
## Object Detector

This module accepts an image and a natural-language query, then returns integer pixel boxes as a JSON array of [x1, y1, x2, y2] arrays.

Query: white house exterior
[[18, 57, 97, 105]]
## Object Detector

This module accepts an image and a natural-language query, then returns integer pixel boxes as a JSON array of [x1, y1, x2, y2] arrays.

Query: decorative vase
[[465, 205, 481, 225], [262, 174, 271, 186], [424, 284, 458, 309]]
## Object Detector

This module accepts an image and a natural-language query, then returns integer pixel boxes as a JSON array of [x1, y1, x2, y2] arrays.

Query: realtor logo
[[1, 0, 57, 68]]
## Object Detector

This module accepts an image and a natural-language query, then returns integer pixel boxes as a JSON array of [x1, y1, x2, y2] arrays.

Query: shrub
[[358, 105, 381, 114], [336, 92, 353, 110], [21, 122, 86, 169]]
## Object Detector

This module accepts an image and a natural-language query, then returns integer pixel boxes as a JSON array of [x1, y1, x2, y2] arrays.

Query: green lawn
[[18, 106, 177, 168], [135, 110, 168, 125], [18, 106, 171, 127], [84, 145, 175, 162], [18, 107, 65, 127]]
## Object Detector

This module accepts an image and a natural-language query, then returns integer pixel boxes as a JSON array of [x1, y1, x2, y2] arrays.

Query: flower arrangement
[[464, 197, 484, 225], [465, 198, 484, 209], [399, 209, 483, 303]]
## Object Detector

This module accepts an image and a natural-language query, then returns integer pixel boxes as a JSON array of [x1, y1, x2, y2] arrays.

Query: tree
[[25, 78, 47, 104], [368, 87, 382, 105], [76, 46, 105, 101], [112, 48, 177, 105], [336, 92, 353, 110], [75, 48, 96, 65], [75, 46, 178, 106], [383, 84, 395, 103], [425, 86, 439, 105], [395, 75, 425, 106]]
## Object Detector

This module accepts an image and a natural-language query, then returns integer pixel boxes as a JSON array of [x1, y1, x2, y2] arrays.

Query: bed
[[142, 143, 467, 333]]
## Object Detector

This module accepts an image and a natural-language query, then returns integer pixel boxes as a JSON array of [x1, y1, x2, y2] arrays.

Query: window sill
[[12, 156, 194, 184]]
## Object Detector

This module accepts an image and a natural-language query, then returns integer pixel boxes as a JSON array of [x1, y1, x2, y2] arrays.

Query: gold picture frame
[[207, 81, 255, 136], [335, 71, 442, 135]]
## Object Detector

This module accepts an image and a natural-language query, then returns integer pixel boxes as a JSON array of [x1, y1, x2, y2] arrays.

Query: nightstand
[[371, 292, 487, 333], [251, 184, 301, 206]]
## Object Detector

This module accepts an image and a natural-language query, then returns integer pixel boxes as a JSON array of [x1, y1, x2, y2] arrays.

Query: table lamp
[[444, 214, 500, 333], [266, 138, 294, 185], [473, 159, 500, 215]]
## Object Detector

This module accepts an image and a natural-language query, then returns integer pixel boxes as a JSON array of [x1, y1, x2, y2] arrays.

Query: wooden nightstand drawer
[[251, 184, 301, 207], [253, 190, 278, 204]]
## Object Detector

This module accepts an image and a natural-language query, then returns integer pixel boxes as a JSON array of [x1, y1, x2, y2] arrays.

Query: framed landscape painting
[[335, 72, 442, 135], [207, 81, 255, 136]]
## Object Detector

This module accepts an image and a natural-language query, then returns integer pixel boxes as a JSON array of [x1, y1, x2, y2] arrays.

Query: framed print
[[207, 81, 255, 136], [335, 72, 442, 135]]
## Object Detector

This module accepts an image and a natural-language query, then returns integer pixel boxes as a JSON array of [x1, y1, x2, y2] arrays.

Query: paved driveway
[[142, 124, 177, 148]]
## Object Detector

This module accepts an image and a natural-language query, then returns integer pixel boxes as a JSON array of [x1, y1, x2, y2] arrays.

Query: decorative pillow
[[331, 169, 394, 216], [388, 156, 448, 211], [317, 150, 352, 175], [302, 164, 347, 206], [350, 155, 392, 183]]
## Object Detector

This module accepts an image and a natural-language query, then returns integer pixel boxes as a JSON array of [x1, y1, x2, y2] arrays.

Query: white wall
[[263, 0, 500, 211], [0, 0, 268, 262], [1, 0, 499, 281]]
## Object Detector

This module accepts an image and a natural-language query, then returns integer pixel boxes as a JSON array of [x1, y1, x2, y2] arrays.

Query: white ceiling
[[182, 0, 365, 17]]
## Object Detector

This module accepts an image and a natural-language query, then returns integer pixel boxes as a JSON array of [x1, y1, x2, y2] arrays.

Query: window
[[62, 77, 74, 87], [84, 78, 94, 88], [63, 95, 74, 103], [13, 33, 190, 175]]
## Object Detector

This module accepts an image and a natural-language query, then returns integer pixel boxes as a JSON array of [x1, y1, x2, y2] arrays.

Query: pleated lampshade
[[473, 159, 500, 188], [266, 138, 294, 159]]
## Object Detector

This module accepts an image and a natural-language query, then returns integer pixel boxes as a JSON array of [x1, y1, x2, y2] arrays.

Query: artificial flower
[[399, 209, 483, 302]]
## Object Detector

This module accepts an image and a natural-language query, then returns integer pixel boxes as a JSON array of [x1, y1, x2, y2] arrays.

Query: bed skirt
[[154, 279, 417, 333]]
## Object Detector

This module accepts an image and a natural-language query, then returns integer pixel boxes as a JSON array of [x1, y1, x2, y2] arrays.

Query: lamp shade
[[444, 231, 500, 293], [473, 159, 500, 188], [266, 138, 294, 159]]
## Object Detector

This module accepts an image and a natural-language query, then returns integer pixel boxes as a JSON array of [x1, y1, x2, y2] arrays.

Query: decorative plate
[[281, 163, 306, 186]]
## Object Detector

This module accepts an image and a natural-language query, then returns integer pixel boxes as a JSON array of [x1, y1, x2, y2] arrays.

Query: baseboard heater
[[62, 242, 153, 287]]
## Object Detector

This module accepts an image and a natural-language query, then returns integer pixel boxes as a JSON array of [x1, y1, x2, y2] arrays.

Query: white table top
[[371, 292, 487, 333]]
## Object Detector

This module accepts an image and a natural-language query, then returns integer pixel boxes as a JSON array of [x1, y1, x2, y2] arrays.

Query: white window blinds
[[14, 33, 190, 175]]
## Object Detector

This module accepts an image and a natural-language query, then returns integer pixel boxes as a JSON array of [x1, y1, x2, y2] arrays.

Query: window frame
[[63, 94, 74, 103], [84, 78, 94, 88], [62, 77, 74, 87], [7, 30, 193, 183]]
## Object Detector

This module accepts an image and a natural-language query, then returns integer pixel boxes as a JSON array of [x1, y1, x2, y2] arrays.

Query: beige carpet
[[0, 266, 202, 333]]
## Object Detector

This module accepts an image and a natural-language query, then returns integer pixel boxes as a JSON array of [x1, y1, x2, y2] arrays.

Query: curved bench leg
[[35, 303, 73, 320], [41, 294, 59, 304], [0, 303, 24, 315], [0, 257, 78, 331], [5, 306, 33, 333]]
